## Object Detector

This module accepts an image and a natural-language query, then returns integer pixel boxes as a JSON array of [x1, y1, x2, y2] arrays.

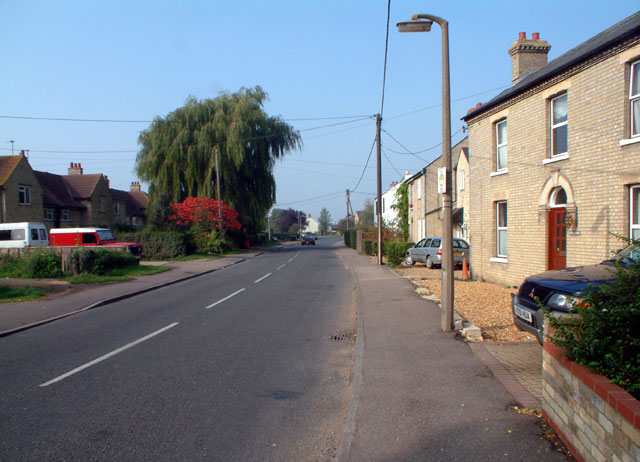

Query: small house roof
[[35, 171, 84, 209], [0, 155, 23, 185]]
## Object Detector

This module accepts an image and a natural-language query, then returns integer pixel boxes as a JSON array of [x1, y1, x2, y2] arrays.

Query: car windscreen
[[97, 230, 116, 241], [453, 240, 469, 249]]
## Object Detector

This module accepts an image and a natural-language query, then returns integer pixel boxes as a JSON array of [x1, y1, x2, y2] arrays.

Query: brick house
[[0, 156, 147, 230], [406, 137, 468, 243], [462, 12, 640, 287], [0, 153, 44, 223]]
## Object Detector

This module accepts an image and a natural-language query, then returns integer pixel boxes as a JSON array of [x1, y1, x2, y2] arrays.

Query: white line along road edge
[[40, 322, 179, 387], [206, 288, 246, 309]]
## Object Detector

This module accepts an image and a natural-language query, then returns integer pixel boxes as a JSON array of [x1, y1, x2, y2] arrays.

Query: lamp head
[[396, 19, 433, 33]]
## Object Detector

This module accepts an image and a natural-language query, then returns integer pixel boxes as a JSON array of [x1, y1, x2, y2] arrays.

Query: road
[[0, 237, 355, 461]]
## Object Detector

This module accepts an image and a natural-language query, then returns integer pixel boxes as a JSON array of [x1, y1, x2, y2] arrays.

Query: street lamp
[[398, 13, 455, 331]]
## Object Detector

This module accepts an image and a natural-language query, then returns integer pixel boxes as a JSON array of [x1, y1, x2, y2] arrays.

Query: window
[[631, 61, 640, 137], [497, 201, 508, 257], [551, 94, 568, 156], [430, 238, 441, 248], [99, 197, 106, 212], [114, 201, 121, 215], [417, 179, 422, 200], [39, 229, 47, 241], [459, 171, 465, 191], [44, 208, 54, 221], [61, 210, 71, 221], [631, 186, 640, 240], [496, 119, 507, 171], [18, 185, 31, 205]]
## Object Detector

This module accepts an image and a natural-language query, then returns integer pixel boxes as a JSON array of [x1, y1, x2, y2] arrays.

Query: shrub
[[384, 241, 414, 265], [363, 240, 373, 256], [0, 251, 62, 278], [115, 230, 186, 260], [70, 249, 137, 275], [344, 230, 356, 249], [543, 239, 640, 400], [26, 251, 63, 278]]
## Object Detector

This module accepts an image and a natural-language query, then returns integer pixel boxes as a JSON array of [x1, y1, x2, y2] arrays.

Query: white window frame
[[496, 201, 508, 258], [551, 93, 568, 157], [44, 208, 54, 221], [113, 201, 121, 215], [630, 61, 640, 138], [631, 185, 640, 240], [417, 178, 422, 200], [459, 171, 465, 191], [61, 209, 72, 222], [99, 197, 106, 212], [18, 185, 31, 205], [495, 119, 508, 171]]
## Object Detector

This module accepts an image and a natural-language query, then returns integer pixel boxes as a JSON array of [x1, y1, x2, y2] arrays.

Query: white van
[[0, 222, 49, 248]]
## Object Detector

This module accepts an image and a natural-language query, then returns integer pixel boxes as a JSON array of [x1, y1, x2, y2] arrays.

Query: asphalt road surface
[[0, 237, 356, 461]]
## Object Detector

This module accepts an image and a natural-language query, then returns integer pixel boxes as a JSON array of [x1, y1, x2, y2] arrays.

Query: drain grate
[[330, 333, 353, 341]]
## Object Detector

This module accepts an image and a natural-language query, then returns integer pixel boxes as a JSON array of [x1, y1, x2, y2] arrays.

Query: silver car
[[404, 237, 470, 269]]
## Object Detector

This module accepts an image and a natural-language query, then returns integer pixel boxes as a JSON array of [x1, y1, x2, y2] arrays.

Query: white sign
[[437, 167, 446, 194]]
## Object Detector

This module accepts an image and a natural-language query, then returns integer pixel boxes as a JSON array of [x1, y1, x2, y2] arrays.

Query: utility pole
[[215, 145, 224, 235], [376, 114, 383, 265], [346, 189, 351, 231]]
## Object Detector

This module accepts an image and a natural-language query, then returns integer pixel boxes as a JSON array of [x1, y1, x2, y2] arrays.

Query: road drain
[[330, 333, 353, 341]]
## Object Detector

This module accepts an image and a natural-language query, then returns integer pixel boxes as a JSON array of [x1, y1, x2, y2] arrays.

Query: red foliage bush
[[169, 197, 241, 232]]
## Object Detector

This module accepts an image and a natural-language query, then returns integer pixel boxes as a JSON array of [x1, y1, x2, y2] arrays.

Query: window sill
[[490, 257, 508, 264], [619, 137, 640, 147], [543, 154, 569, 165], [490, 170, 508, 177]]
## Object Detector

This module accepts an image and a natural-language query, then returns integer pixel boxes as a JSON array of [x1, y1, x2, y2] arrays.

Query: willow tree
[[135, 86, 301, 235]]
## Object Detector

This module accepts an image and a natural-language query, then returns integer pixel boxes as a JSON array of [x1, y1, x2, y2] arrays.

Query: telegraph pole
[[346, 189, 351, 231], [376, 114, 383, 265]]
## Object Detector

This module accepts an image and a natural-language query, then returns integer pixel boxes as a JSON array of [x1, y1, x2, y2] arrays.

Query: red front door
[[548, 208, 567, 270]]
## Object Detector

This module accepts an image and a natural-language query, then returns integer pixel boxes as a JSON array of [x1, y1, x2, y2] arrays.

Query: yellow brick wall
[[467, 43, 640, 287]]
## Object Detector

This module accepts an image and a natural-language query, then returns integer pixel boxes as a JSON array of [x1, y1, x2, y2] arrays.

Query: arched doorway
[[548, 187, 567, 270]]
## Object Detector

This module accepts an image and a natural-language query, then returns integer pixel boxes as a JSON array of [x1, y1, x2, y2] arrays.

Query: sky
[[2, 0, 639, 225]]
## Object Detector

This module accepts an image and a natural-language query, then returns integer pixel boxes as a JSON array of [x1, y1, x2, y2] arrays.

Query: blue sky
[[2, 0, 639, 224]]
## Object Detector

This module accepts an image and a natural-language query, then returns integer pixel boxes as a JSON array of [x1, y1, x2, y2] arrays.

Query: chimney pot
[[519, 31, 526, 39], [532, 32, 540, 40]]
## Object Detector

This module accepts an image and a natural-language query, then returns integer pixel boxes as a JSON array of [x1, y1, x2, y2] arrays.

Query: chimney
[[130, 181, 141, 192], [68, 162, 83, 175], [104, 175, 110, 188], [508, 32, 551, 83]]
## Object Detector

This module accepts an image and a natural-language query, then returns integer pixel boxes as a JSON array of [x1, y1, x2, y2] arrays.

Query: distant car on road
[[311, 232, 318, 240], [404, 237, 470, 269], [301, 233, 315, 245], [511, 243, 639, 344]]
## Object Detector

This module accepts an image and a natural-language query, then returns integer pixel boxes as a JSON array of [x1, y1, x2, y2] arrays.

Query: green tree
[[358, 199, 375, 228], [318, 208, 331, 236], [135, 87, 301, 236], [391, 182, 409, 241]]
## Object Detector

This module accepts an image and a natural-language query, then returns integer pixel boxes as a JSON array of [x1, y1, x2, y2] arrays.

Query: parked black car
[[511, 243, 639, 344], [301, 233, 315, 245]]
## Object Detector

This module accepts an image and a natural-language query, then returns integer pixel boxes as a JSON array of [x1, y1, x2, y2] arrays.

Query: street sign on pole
[[437, 167, 446, 195]]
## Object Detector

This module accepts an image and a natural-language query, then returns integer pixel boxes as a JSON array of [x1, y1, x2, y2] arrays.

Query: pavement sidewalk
[[0, 251, 263, 337], [335, 247, 568, 462]]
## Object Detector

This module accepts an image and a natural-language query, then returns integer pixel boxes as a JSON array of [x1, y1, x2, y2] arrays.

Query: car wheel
[[405, 253, 414, 266], [426, 256, 433, 269]]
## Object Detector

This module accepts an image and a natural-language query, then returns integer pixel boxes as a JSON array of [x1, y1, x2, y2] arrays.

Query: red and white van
[[49, 227, 142, 257]]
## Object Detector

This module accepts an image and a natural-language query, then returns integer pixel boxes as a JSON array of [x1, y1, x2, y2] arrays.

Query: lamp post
[[398, 13, 454, 331]]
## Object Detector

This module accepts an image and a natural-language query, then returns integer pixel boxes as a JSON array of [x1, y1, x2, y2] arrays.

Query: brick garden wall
[[542, 341, 640, 462]]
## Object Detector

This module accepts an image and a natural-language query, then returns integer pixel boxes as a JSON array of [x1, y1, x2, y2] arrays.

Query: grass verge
[[0, 286, 51, 303], [65, 264, 170, 284]]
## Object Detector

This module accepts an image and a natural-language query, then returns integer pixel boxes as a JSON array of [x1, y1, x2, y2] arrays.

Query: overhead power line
[[350, 136, 378, 193]]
